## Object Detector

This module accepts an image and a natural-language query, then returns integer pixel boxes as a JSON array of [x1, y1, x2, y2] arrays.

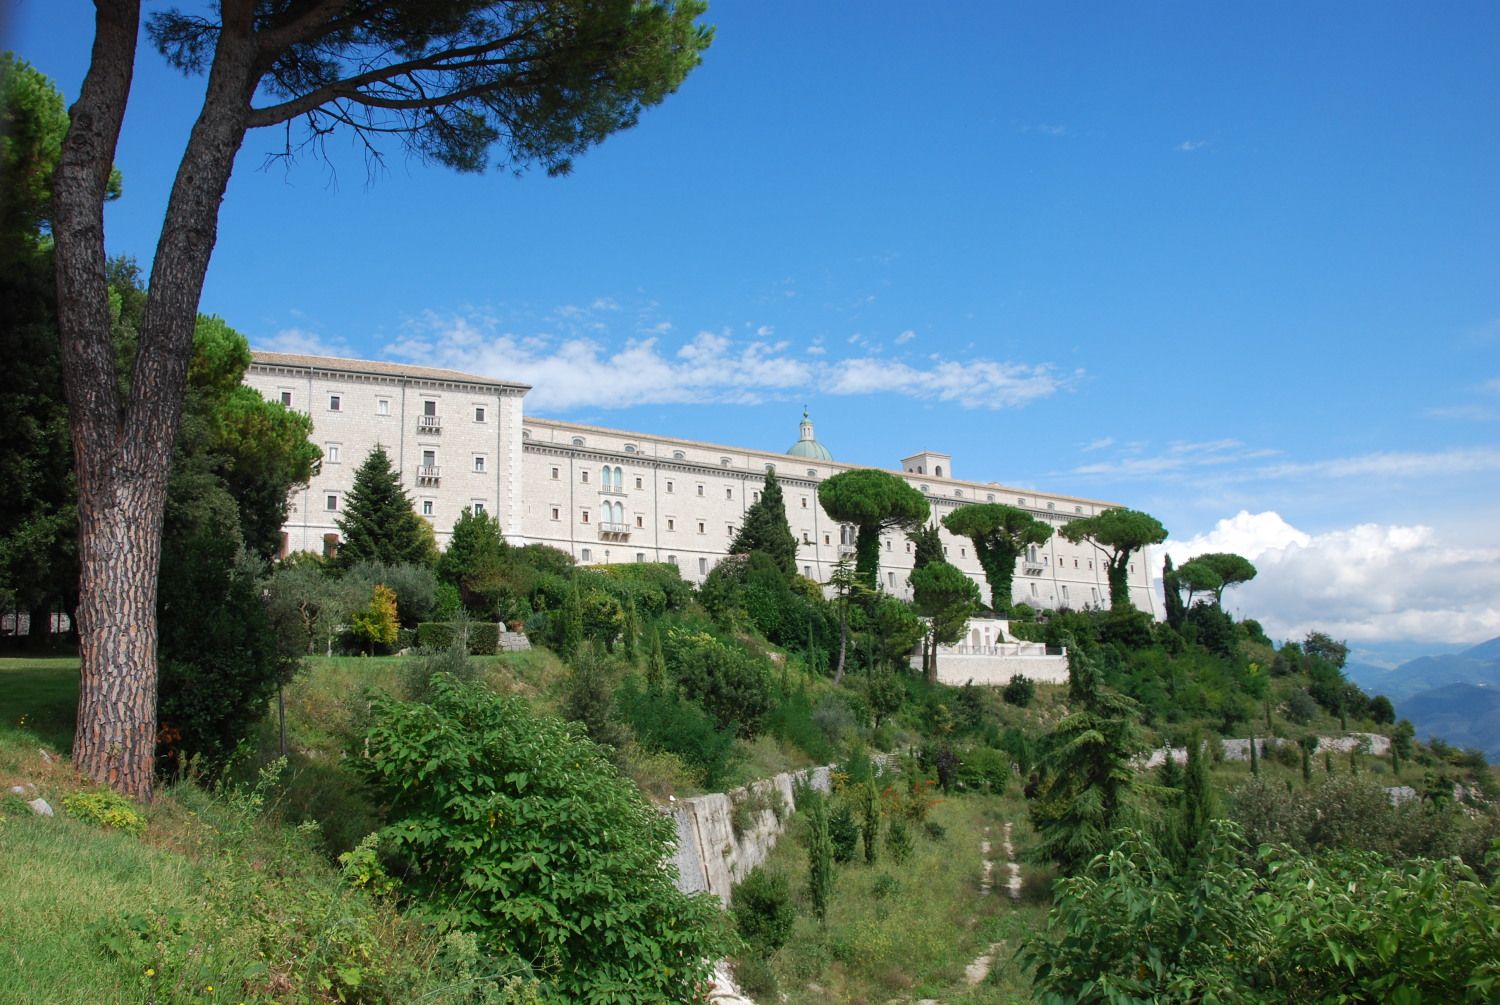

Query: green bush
[[413, 621, 501, 655], [885, 816, 913, 864], [731, 867, 797, 952], [663, 627, 775, 737], [616, 675, 740, 788], [361, 676, 728, 1004], [1002, 674, 1036, 707], [1023, 823, 1500, 1004], [829, 800, 860, 863], [63, 790, 147, 835]]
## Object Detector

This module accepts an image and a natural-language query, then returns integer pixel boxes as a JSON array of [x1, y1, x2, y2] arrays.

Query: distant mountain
[[1399, 683, 1500, 763], [1349, 635, 1500, 703]]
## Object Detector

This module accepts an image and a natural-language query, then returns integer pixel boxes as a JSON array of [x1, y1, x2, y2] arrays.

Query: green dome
[[787, 410, 833, 461]]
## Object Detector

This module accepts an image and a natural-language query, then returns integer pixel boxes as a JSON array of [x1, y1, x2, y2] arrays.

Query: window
[[1017, 497, 1026, 506], [667, 518, 675, 531], [960, 547, 966, 558], [752, 491, 760, 502], [725, 487, 732, 500], [666, 480, 674, 493], [888, 572, 896, 587], [803, 565, 811, 577], [571, 436, 585, 446], [905, 542, 911, 553], [600, 466, 612, 490], [325, 443, 341, 464], [920, 484, 930, 493], [473, 455, 486, 473], [328, 394, 341, 411], [801, 497, 808, 508], [667, 555, 677, 566], [823, 534, 831, 545], [764, 462, 776, 472], [955, 489, 963, 497], [581, 470, 590, 483], [697, 521, 705, 534], [581, 548, 592, 562], [635, 515, 643, 528], [322, 533, 339, 559], [673, 450, 685, 460], [987, 493, 995, 502], [376, 398, 390, 416], [550, 507, 560, 520], [721, 457, 731, 466], [636, 552, 646, 563], [807, 468, 816, 477], [474, 406, 486, 422], [472, 501, 485, 514], [581, 510, 590, 524], [421, 499, 434, 517], [625, 444, 637, 453], [886, 539, 891, 551], [279, 390, 292, 406], [697, 484, 705, 497], [698, 557, 708, 575], [1091, 587, 1100, 604], [1061, 585, 1070, 602], [551, 467, 560, 479], [423, 399, 436, 417], [1075, 505, 1084, 514], [1030, 583, 1039, 598], [1073, 558, 1078, 568], [935, 465, 944, 477], [325, 494, 338, 511], [635, 476, 643, 490], [727, 525, 735, 537]]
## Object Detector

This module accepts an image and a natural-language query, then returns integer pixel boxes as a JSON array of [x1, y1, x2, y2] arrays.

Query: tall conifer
[[730, 468, 797, 576], [336, 446, 434, 570]]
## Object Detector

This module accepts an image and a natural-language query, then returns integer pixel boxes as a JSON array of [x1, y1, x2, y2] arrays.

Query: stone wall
[[1140, 731, 1391, 768], [918, 652, 1071, 686], [668, 765, 834, 905]]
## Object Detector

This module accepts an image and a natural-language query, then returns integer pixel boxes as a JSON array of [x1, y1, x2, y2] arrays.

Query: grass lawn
[[0, 654, 79, 753]]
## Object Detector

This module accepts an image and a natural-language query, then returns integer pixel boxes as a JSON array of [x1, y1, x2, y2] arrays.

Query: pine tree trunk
[[53, 1, 258, 800]]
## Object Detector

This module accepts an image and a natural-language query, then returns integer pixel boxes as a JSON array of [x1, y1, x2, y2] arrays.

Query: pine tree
[[730, 468, 798, 576], [437, 506, 506, 609], [336, 446, 435, 571]]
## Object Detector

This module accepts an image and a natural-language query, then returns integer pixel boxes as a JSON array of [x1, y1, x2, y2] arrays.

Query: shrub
[[663, 628, 775, 737], [828, 800, 860, 863], [885, 816, 913, 863], [616, 675, 740, 789], [1002, 674, 1036, 707], [361, 677, 728, 1004], [731, 867, 797, 952], [63, 790, 147, 835]]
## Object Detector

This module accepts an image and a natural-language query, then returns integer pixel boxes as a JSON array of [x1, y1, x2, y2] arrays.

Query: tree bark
[[55, 0, 260, 800]]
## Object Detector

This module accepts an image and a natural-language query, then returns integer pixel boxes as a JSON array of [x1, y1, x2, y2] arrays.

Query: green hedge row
[[415, 622, 504, 655]]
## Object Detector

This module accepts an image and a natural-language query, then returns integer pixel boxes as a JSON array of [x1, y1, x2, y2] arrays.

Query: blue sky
[[8, 2, 1499, 652]]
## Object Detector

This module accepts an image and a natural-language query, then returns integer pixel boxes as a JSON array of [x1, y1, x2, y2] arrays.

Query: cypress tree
[[861, 781, 880, 865], [558, 581, 583, 661], [1181, 734, 1215, 857], [730, 468, 797, 577], [806, 798, 834, 924], [1249, 735, 1260, 775], [645, 625, 667, 694], [336, 445, 435, 570], [1162, 555, 1185, 628], [908, 522, 944, 571]]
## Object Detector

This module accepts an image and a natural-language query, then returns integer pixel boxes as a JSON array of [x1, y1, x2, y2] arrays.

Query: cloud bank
[[381, 311, 1074, 412], [1164, 511, 1500, 645]]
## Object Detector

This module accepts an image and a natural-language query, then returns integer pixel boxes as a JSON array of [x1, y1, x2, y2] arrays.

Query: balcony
[[599, 522, 630, 540], [1022, 560, 1044, 575], [837, 543, 857, 557], [598, 488, 627, 497], [417, 465, 441, 486], [417, 414, 442, 433]]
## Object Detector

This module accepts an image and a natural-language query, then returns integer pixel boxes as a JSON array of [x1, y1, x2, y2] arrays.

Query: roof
[[249, 351, 531, 392], [787, 438, 834, 461]]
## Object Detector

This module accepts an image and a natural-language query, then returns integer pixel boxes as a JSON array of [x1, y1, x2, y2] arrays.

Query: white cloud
[[1081, 436, 1115, 453], [894, 329, 916, 345], [256, 327, 351, 357], [1255, 446, 1500, 480], [1482, 377, 1500, 394], [1163, 511, 1500, 644], [1177, 139, 1207, 152], [384, 311, 1072, 412], [1073, 439, 1278, 477], [755, 324, 774, 337], [1036, 123, 1068, 136]]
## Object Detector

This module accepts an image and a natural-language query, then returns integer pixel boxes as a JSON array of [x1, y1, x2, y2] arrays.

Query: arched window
[[673, 450, 686, 460], [614, 501, 625, 524], [935, 465, 944, 478], [571, 436, 585, 446], [613, 466, 623, 488], [600, 466, 612, 491]]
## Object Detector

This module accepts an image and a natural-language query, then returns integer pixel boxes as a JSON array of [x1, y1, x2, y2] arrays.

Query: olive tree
[[53, 0, 711, 798]]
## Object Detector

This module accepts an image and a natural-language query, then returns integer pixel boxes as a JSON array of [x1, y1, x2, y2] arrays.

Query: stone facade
[[245, 352, 1160, 617]]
